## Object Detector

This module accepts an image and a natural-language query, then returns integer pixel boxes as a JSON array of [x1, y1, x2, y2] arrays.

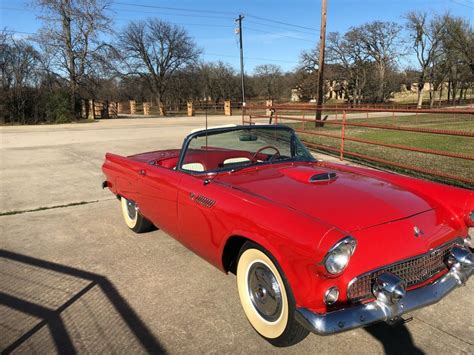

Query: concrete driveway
[[1, 117, 473, 354]]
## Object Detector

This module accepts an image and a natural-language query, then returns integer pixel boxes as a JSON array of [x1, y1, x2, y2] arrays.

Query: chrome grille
[[347, 239, 461, 303]]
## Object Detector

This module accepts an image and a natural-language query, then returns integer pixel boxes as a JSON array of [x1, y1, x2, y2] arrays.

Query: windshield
[[179, 126, 314, 173]]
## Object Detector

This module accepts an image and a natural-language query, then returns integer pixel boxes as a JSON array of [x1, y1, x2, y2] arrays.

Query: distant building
[[291, 79, 348, 102]]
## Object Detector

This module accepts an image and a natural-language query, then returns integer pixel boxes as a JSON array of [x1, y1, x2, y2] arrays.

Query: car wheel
[[120, 197, 155, 233], [236, 242, 309, 347]]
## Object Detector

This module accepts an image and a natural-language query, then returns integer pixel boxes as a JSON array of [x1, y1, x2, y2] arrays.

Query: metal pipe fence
[[243, 104, 474, 187]]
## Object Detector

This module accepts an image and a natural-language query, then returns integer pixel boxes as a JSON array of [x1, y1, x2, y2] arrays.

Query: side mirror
[[239, 133, 258, 141]]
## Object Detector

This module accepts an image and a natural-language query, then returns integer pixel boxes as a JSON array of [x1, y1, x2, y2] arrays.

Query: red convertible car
[[102, 125, 473, 346]]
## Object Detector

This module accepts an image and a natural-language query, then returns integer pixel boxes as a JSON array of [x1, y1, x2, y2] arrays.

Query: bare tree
[[0, 31, 41, 123], [406, 11, 445, 108], [253, 64, 284, 99], [118, 19, 201, 115], [34, 0, 112, 115], [326, 31, 369, 104], [443, 15, 474, 74], [352, 21, 402, 102]]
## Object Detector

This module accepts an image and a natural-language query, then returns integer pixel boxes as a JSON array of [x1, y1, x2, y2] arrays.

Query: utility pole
[[315, 0, 327, 123], [235, 14, 246, 109]]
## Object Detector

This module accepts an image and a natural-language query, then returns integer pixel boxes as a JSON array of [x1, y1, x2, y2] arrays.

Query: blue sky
[[1, 0, 472, 72]]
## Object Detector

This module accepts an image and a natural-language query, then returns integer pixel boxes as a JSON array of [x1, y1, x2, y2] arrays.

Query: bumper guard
[[295, 246, 473, 335]]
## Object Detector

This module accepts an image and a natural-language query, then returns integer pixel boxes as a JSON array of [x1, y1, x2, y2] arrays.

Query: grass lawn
[[280, 113, 473, 189]]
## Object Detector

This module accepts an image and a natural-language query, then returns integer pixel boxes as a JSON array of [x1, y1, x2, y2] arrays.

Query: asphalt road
[[1, 116, 473, 354]]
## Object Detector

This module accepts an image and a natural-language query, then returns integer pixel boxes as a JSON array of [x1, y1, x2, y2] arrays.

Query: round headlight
[[323, 237, 357, 275]]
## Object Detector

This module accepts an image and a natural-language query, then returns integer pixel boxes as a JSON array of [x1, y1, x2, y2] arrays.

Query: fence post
[[187, 101, 194, 117], [143, 102, 150, 116], [81, 100, 87, 118], [340, 110, 346, 161], [130, 100, 136, 115], [266, 99, 273, 116], [88, 99, 95, 120], [159, 103, 166, 116], [224, 100, 232, 116], [117, 102, 123, 115], [94, 100, 104, 118], [109, 102, 118, 118], [102, 101, 110, 118]]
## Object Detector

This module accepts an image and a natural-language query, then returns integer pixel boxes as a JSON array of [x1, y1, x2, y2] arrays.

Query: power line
[[2, 5, 321, 37], [0, 7, 235, 29], [245, 14, 320, 32], [245, 19, 318, 36], [1, 7, 314, 43], [245, 27, 315, 43], [113, 1, 235, 16], [0, 5, 233, 21], [204, 53, 299, 65], [2, 29, 36, 36], [114, 1, 318, 32], [449, 0, 474, 9], [110, 6, 232, 20], [1, 29, 301, 65]]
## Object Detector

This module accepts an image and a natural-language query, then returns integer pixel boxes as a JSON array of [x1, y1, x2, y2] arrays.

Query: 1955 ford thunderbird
[[102, 124, 473, 346]]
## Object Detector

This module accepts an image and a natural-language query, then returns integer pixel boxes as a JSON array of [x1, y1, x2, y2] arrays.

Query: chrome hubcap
[[247, 262, 282, 322], [126, 200, 137, 220]]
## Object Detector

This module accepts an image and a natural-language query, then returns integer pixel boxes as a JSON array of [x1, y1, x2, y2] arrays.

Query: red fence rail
[[243, 104, 474, 187]]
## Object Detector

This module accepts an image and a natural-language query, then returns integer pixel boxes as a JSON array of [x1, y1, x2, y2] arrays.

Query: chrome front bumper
[[295, 246, 473, 335]]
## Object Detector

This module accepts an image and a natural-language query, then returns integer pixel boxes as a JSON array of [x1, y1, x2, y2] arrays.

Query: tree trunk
[[62, 0, 76, 116], [438, 85, 443, 107], [377, 64, 385, 103], [156, 95, 166, 116], [416, 85, 424, 109], [447, 80, 451, 104], [451, 82, 457, 105]]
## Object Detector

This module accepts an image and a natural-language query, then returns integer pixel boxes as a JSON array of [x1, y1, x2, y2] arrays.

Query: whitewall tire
[[120, 197, 155, 233], [236, 242, 309, 346]]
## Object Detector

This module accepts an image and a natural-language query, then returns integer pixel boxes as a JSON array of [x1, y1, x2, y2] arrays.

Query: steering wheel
[[251, 145, 281, 162]]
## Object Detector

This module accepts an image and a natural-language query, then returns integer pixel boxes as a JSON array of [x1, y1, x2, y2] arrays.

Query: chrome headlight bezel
[[323, 236, 357, 275], [467, 210, 474, 226]]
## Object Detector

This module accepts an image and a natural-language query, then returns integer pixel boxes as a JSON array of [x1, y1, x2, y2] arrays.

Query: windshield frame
[[176, 124, 315, 174]]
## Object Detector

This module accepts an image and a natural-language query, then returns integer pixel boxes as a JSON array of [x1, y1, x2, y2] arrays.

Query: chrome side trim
[[295, 246, 473, 336]]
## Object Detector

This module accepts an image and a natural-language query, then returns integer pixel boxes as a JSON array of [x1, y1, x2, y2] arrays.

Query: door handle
[[138, 169, 146, 176]]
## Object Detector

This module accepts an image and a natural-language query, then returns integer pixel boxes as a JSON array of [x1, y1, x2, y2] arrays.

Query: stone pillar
[[143, 102, 150, 116], [94, 101, 103, 118], [159, 103, 166, 116], [81, 100, 87, 118], [224, 100, 232, 116], [88, 99, 95, 120], [108, 102, 118, 118], [130, 100, 136, 115], [266, 99, 273, 116], [187, 101, 194, 117], [117, 102, 124, 114]]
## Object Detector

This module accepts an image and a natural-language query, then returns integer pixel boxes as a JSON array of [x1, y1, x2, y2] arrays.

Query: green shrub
[[45, 91, 74, 123]]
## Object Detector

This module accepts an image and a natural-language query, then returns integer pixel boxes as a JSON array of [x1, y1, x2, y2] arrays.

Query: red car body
[[102, 125, 473, 337]]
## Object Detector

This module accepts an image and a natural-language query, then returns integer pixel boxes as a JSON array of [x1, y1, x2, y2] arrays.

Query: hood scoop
[[279, 166, 338, 184], [309, 172, 337, 183]]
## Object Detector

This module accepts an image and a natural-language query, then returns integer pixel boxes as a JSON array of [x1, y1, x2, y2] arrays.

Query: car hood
[[215, 164, 434, 232]]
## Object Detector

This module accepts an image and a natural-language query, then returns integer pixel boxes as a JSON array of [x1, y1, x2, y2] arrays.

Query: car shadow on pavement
[[0, 250, 166, 354], [364, 321, 424, 355]]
